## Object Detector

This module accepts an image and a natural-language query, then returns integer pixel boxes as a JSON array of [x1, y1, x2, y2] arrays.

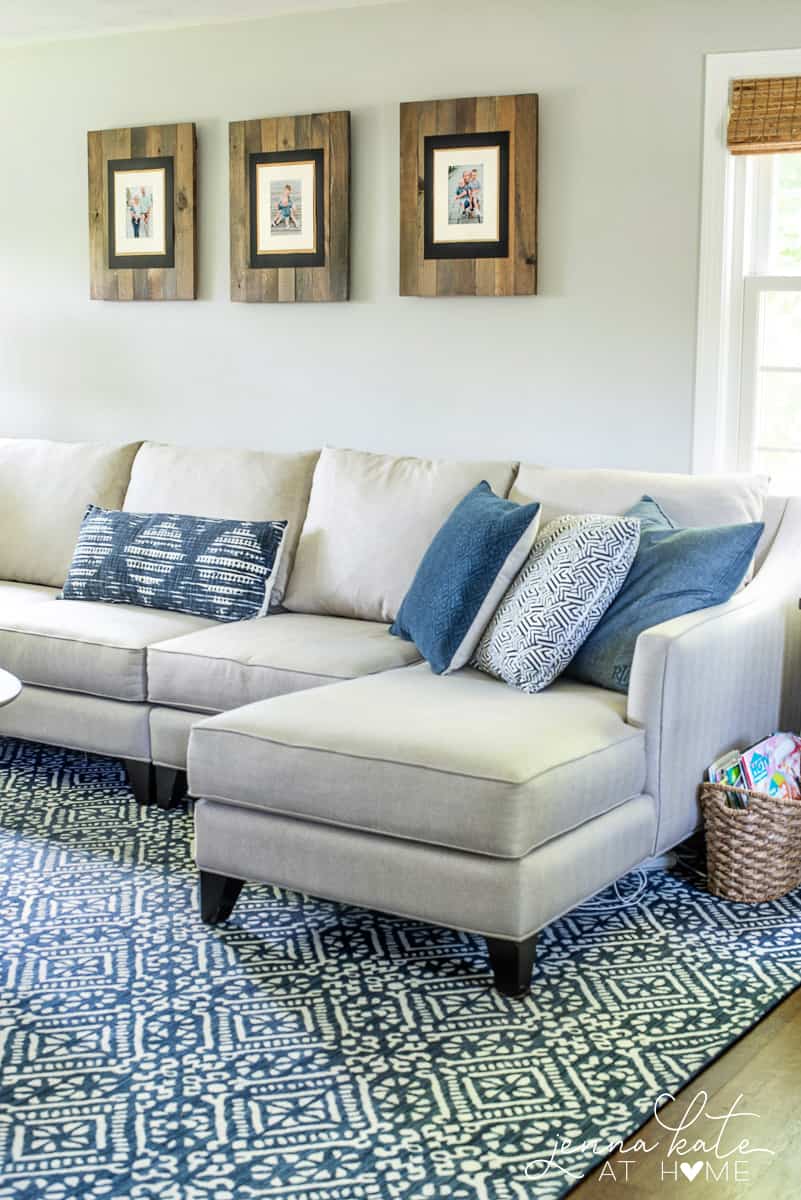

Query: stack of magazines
[[708, 732, 801, 808]]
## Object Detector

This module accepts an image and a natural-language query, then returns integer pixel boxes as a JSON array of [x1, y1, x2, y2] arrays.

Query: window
[[738, 152, 801, 491], [694, 50, 801, 489]]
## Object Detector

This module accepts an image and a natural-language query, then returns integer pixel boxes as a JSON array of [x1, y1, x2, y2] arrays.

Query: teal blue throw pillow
[[567, 495, 764, 693], [390, 482, 541, 675], [625, 494, 677, 533]]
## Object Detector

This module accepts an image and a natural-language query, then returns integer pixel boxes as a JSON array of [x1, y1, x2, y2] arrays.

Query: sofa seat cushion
[[148, 613, 422, 713], [0, 600, 218, 702], [0, 581, 60, 613], [187, 664, 647, 858]]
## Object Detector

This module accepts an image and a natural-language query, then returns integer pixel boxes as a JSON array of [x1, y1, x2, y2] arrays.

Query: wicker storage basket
[[701, 783, 801, 903]]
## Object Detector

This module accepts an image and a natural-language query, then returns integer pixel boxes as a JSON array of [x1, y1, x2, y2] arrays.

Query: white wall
[[0, 0, 799, 470]]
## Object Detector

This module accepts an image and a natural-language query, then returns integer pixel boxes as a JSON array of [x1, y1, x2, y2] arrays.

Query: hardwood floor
[[571, 987, 801, 1197]]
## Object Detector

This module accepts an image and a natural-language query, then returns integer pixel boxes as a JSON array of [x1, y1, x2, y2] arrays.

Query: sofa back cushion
[[0, 437, 139, 587], [511, 465, 769, 530], [122, 442, 319, 606], [283, 447, 518, 622]]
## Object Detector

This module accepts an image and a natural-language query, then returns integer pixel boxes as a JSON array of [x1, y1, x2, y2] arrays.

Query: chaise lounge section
[[189, 666, 655, 994]]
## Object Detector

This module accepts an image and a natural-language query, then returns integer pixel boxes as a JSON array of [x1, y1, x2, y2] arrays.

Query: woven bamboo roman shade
[[728, 76, 801, 154]]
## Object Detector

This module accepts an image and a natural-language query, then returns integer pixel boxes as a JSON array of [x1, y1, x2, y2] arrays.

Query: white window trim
[[738, 273, 801, 472], [693, 46, 801, 473]]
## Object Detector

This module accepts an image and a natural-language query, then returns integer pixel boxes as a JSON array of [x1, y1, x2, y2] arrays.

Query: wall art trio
[[87, 93, 537, 304]]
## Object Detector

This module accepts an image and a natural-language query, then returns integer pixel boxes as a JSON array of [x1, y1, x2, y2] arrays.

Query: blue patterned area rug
[[1, 739, 800, 1199]]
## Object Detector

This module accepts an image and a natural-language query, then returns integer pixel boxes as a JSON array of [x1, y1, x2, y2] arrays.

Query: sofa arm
[[626, 496, 801, 855]]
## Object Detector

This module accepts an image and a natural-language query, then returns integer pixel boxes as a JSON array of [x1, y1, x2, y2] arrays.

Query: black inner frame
[[107, 156, 175, 270], [423, 131, 510, 260], [249, 148, 326, 269]]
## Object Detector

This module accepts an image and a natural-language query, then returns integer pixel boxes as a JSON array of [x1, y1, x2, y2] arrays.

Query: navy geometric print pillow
[[472, 513, 640, 693], [61, 505, 287, 622]]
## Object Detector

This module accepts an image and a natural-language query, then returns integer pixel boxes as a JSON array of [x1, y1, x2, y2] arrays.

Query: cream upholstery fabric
[[0, 685, 152, 760], [148, 613, 421, 713], [123, 442, 319, 606], [628, 495, 801, 854], [194, 793, 657, 939], [150, 706, 206, 769], [511, 464, 769, 529], [0, 438, 139, 587], [188, 665, 646, 858], [283, 447, 517, 622], [0, 581, 59, 612], [754, 494, 786, 572], [0, 600, 217, 702]]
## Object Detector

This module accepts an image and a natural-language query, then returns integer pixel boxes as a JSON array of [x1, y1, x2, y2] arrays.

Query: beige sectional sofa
[[0, 435, 799, 996]]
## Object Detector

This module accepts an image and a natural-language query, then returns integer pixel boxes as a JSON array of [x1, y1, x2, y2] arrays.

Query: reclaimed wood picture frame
[[230, 111, 350, 303], [88, 123, 197, 301], [400, 94, 538, 298]]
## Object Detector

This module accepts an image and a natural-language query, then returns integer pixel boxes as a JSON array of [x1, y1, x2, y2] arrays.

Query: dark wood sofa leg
[[124, 759, 155, 806], [200, 870, 245, 925], [485, 934, 538, 998], [155, 766, 188, 810]]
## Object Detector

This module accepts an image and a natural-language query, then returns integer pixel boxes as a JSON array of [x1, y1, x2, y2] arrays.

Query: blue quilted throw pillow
[[390, 482, 541, 674], [61, 505, 287, 622], [567, 495, 764, 693]]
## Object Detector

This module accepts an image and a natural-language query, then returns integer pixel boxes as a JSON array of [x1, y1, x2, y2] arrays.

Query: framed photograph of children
[[230, 111, 350, 303], [249, 149, 325, 268], [400, 95, 538, 298], [424, 132, 509, 259], [88, 122, 197, 301], [107, 156, 175, 269]]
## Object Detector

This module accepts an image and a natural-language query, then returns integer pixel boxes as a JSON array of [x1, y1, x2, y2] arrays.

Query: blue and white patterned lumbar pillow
[[390, 482, 541, 674], [61, 505, 287, 622], [472, 514, 640, 693]]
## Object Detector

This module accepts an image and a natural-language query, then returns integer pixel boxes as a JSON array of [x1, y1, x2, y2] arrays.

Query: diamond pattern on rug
[[0, 738, 799, 1199]]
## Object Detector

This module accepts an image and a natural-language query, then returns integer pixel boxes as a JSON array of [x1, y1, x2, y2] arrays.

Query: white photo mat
[[113, 167, 167, 257], [432, 145, 500, 244], [255, 160, 317, 255]]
